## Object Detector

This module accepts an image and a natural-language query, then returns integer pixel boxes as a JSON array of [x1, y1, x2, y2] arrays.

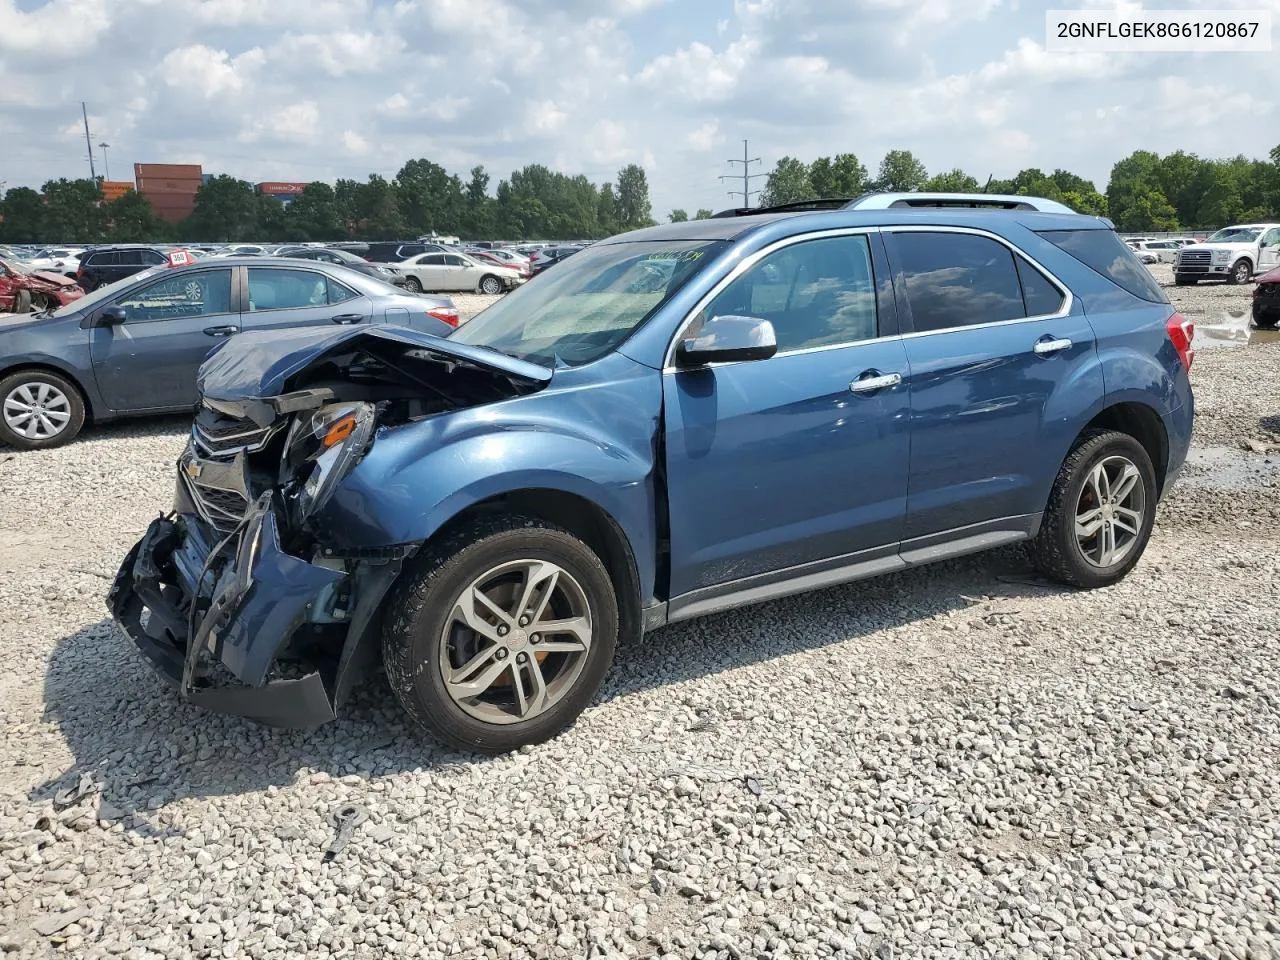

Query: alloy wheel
[[3, 381, 73, 440], [1233, 261, 1252, 284], [439, 559, 593, 724], [1074, 455, 1146, 568]]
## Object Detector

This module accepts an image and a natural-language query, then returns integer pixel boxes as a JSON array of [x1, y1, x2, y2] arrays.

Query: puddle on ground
[[1180, 446, 1280, 491]]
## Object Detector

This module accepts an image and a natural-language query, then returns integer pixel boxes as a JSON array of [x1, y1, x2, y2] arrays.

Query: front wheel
[[1253, 307, 1278, 330], [383, 515, 619, 754], [1228, 259, 1252, 285], [0, 369, 86, 449], [403, 276, 422, 293], [1028, 430, 1157, 589], [479, 275, 504, 295]]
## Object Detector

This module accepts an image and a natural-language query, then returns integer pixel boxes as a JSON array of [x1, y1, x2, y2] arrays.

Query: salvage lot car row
[[0, 250, 1277, 955]]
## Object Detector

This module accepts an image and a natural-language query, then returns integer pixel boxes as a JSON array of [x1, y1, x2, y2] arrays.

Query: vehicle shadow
[[33, 545, 1063, 816], [1260, 414, 1280, 436]]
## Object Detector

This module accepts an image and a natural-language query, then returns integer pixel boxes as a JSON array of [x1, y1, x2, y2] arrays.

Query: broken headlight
[[283, 402, 376, 519]]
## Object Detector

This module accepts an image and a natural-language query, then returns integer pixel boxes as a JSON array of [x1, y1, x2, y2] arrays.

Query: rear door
[[884, 228, 1102, 546], [443, 254, 478, 290], [240, 266, 371, 330], [89, 267, 238, 411]]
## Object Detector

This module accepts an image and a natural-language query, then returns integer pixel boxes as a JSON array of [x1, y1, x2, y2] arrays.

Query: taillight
[[428, 307, 460, 328], [1166, 312, 1194, 371]]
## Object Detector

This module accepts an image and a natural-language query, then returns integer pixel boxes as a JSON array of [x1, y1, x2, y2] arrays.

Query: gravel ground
[[2, 276, 1279, 959]]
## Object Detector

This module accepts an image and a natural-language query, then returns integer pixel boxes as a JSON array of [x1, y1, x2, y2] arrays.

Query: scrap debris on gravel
[[1, 274, 1278, 959]]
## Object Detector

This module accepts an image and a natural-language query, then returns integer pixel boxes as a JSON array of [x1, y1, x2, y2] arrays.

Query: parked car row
[[0, 255, 458, 448]]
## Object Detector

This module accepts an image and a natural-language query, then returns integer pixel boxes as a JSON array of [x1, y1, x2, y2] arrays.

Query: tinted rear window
[[1038, 229, 1167, 304]]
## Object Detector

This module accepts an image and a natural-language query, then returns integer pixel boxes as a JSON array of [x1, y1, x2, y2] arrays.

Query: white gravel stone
[[1, 273, 1278, 958]]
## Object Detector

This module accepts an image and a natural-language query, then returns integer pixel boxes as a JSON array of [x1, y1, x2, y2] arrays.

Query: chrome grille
[[1177, 250, 1212, 271], [183, 474, 249, 534]]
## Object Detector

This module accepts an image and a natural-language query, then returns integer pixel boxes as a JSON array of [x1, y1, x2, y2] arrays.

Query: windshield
[[448, 240, 723, 367], [1206, 227, 1262, 243], [48, 265, 168, 317], [2, 257, 31, 276]]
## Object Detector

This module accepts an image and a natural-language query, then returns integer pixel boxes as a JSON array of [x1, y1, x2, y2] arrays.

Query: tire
[[1253, 308, 1278, 330], [1028, 429, 1157, 589], [403, 276, 422, 293], [13, 289, 31, 314], [479, 275, 504, 295], [1228, 259, 1252, 285], [1174, 274, 1198, 286], [383, 515, 619, 754], [0, 369, 87, 450]]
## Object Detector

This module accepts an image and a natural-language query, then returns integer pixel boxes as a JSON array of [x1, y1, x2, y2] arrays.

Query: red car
[[1254, 264, 1280, 330], [0, 258, 85, 313], [468, 249, 532, 277]]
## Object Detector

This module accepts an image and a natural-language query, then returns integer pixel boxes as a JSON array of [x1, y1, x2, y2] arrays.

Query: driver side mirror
[[95, 305, 127, 326], [676, 314, 777, 366]]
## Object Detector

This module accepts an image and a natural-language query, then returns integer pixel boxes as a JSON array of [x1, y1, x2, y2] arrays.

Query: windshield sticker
[[645, 250, 706, 264]]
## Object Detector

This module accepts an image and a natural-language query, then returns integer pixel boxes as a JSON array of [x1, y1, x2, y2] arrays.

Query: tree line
[[3, 145, 1279, 244], [748, 145, 1280, 232], [0, 162, 656, 244]]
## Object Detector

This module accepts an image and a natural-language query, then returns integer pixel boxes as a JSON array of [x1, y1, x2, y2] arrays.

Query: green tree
[[1105, 150, 1176, 231], [360, 174, 407, 239], [923, 168, 981, 192], [809, 153, 868, 197], [874, 150, 928, 191], [596, 183, 619, 236], [464, 165, 495, 238], [185, 175, 259, 241], [615, 164, 653, 229], [104, 190, 164, 243], [285, 182, 342, 241], [41, 178, 107, 241], [255, 194, 289, 242], [694, 208, 714, 220], [760, 156, 814, 206], [394, 158, 464, 235], [0, 187, 47, 242], [1127, 189, 1181, 231], [669, 209, 689, 222]]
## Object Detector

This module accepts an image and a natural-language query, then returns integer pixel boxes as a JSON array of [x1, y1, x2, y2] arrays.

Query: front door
[[90, 267, 238, 411], [1259, 228, 1280, 272], [883, 229, 1103, 542], [663, 232, 911, 600], [241, 266, 371, 330]]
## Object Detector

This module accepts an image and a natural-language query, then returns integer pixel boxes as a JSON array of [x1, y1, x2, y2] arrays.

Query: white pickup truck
[[1174, 223, 1280, 285]]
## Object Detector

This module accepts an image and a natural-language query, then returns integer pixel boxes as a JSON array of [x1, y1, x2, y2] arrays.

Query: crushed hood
[[198, 324, 553, 408]]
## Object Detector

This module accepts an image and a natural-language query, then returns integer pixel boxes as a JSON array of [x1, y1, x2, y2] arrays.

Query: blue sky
[[1, 0, 1276, 220]]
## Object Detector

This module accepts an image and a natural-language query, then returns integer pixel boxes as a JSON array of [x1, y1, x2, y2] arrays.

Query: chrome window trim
[[880, 225, 1073, 337], [662, 227, 881, 371], [662, 225, 1074, 371]]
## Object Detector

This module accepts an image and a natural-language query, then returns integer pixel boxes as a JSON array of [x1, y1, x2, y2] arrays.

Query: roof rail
[[847, 192, 1077, 214]]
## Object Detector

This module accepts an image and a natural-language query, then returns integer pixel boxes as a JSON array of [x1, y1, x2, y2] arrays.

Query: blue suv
[[110, 194, 1195, 753]]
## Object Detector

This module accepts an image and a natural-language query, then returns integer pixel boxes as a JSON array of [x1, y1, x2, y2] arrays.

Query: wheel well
[[1083, 403, 1169, 492], [0, 364, 93, 423], [435, 489, 644, 645]]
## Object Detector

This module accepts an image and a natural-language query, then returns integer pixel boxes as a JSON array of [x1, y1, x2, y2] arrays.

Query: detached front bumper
[[108, 493, 404, 728]]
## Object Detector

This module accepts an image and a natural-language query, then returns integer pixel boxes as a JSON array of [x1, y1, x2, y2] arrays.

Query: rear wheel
[[383, 515, 619, 754], [1228, 259, 1252, 285], [13, 289, 31, 313], [1029, 430, 1157, 589], [0, 369, 86, 449]]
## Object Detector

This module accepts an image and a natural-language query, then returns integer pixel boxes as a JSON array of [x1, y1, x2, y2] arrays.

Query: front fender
[[314, 353, 663, 598]]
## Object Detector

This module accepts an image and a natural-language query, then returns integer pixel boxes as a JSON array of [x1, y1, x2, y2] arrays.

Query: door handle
[[330, 314, 364, 324], [849, 371, 902, 393], [203, 325, 236, 337], [1033, 336, 1073, 355]]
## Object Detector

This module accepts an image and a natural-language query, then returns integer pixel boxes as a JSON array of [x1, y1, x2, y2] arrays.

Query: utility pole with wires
[[81, 102, 97, 180], [719, 139, 765, 208]]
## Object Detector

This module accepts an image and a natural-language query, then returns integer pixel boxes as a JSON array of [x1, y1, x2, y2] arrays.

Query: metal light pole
[[99, 142, 111, 181]]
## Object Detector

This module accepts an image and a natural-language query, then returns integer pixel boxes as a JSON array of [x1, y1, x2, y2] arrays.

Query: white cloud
[[157, 45, 263, 98], [687, 121, 722, 152], [524, 100, 568, 136]]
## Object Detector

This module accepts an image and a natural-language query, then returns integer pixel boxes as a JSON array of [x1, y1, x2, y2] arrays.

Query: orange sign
[[101, 180, 134, 201]]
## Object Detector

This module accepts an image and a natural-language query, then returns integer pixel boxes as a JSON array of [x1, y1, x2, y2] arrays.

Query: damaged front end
[[108, 325, 550, 727]]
